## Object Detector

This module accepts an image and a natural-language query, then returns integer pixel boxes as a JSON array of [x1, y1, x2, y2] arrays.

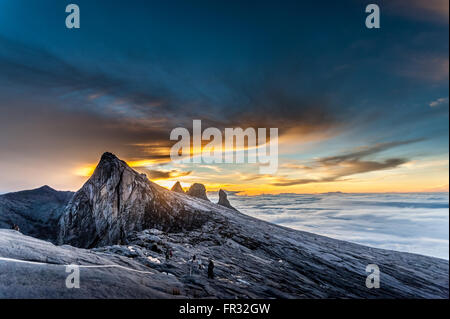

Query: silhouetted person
[[208, 259, 214, 279], [189, 255, 197, 275], [165, 248, 170, 261]]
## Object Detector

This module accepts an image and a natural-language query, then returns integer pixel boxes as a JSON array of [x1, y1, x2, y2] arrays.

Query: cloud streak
[[272, 140, 422, 186], [430, 97, 449, 107]]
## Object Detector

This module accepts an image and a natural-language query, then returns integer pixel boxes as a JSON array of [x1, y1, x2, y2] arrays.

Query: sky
[[0, 0, 448, 194]]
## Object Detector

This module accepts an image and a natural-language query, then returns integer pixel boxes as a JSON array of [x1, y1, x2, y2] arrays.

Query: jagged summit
[[100, 151, 119, 161], [171, 181, 185, 193], [187, 183, 209, 201], [97, 152, 128, 167], [92, 152, 128, 177]]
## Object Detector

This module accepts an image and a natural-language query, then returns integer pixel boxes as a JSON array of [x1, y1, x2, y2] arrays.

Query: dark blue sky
[[0, 0, 448, 193]]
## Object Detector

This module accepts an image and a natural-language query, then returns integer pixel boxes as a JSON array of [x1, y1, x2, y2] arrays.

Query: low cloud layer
[[207, 192, 450, 259]]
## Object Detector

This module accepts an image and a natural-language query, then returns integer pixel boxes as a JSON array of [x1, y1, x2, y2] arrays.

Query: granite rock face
[[58, 153, 210, 248], [170, 181, 184, 193], [217, 189, 236, 210], [186, 183, 209, 201]]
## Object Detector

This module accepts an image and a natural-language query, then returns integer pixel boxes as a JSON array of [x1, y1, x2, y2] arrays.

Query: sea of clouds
[[208, 192, 449, 260]]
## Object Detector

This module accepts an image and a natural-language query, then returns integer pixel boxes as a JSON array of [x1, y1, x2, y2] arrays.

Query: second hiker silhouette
[[208, 259, 214, 279]]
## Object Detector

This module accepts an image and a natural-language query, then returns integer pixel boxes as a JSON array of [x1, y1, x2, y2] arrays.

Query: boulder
[[186, 183, 209, 201]]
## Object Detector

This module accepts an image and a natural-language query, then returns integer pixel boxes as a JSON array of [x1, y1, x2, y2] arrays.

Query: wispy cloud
[[430, 97, 449, 107], [272, 140, 422, 186], [316, 139, 423, 164]]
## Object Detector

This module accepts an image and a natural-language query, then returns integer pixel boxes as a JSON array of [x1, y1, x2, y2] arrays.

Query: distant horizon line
[[1, 184, 449, 197]]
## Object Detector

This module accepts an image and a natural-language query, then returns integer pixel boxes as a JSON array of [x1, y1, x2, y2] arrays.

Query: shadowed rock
[[171, 181, 184, 193], [187, 183, 209, 201], [217, 189, 236, 210]]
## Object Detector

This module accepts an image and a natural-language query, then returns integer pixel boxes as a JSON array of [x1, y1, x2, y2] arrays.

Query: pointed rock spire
[[218, 189, 236, 210], [171, 181, 185, 193]]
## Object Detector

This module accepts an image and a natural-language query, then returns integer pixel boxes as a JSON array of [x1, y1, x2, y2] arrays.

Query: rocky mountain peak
[[90, 152, 129, 181], [171, 181, 184, 193], [97, 152, 126, 169], [100, 151, 119, 161], [187, 183, 209, 201], [58, 152, 212, 248]]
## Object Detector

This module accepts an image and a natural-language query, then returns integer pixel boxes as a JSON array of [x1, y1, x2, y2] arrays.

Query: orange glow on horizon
[[73, 155, 449, 196], [74, 165, 96, 177]]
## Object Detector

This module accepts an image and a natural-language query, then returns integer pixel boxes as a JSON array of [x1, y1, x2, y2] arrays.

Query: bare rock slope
[[0, 229, 181, 298]]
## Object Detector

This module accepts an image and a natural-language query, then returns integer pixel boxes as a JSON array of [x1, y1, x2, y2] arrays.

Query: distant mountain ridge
[[0, 185, 73, 241]]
